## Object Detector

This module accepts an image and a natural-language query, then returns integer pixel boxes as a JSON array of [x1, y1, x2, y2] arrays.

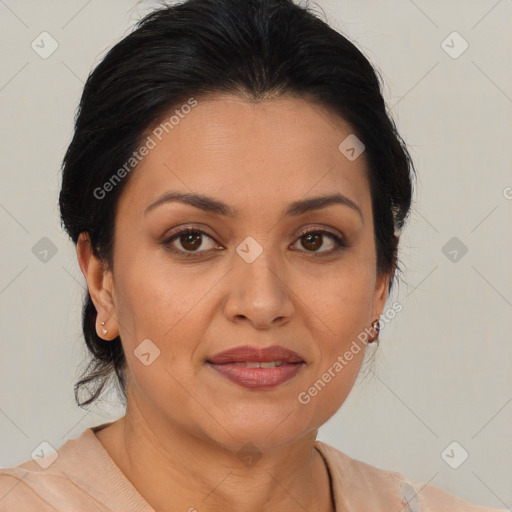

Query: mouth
[[207, 344, 305, 365], [224, 360, 288, 368], [206, 345, 305, 389]]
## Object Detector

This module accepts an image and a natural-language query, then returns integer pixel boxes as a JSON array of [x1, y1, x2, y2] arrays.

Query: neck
[[94, 409, 334, 512]]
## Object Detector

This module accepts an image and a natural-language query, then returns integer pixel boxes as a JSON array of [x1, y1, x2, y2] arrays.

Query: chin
[[198, 407, 319, 454]]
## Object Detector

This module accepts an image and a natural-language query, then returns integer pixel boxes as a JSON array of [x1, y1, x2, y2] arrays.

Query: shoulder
[[315, 441, 506, 512], [0, 460, 70, 511], [0, 456, 94, 512], [413, 480, 507, 512], [0, 424, 154, 512], [0, 426, 107, 511]]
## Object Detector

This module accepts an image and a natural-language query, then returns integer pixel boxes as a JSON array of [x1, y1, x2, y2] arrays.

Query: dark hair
[[59, 0, 415, 408]]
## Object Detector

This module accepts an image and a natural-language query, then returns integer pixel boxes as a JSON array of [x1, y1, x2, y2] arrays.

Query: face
[[81, 93, 391, 451]]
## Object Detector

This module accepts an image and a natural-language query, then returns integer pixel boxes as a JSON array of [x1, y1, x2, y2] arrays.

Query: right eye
[[161, 227, 222, 257]]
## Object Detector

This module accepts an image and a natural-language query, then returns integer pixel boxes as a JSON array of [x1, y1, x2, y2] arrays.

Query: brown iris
[[180, 232, 203, 251], [301, 232, 322, 251]]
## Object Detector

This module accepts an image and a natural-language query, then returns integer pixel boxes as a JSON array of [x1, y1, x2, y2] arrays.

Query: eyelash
[[161, 226, 348, 258]]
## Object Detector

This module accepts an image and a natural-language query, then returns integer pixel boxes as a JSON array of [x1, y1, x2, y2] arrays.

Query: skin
[[77, 92, 393, 512]]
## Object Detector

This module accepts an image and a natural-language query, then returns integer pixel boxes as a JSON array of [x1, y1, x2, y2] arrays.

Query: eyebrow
[[144, 191, 363, 222]]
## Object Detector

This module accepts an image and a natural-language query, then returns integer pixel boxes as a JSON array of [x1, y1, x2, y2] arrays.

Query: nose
[[223, 244, 295, 330]]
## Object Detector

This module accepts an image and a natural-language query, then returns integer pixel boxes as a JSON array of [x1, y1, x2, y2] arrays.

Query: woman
[[0, 0, 505, 510]]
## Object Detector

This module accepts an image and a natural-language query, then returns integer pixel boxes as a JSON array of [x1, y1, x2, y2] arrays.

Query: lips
[[206, 345, 305, 389], [207, 345, 304, 365]]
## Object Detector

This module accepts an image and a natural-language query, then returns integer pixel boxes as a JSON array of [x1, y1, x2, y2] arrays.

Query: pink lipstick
[[207, 345, 305, 389]]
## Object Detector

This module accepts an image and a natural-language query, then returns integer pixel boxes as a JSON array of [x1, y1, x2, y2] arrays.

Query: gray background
[[0, 0, 510, 509]]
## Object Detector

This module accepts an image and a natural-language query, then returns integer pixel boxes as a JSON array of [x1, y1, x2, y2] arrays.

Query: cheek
[[298, 261, 375, 406], [301, 260, 376, 333], [113, 253, 221, 374], [296, 342, 365, 430], [114, 250, 186, 333], [113, 259, 203, 408]]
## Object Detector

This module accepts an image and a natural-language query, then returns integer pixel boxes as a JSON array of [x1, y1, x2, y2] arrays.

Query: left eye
[[162, 227, 346, 256], [291, 229, 346, 254]]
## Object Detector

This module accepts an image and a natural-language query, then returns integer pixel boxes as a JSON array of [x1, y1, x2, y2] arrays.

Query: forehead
[[117, 93, 370, 218]]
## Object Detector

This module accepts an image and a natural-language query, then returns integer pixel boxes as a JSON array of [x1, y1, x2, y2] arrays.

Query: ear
[[370, 268, 393, 325], [76, 232, 119, 340]]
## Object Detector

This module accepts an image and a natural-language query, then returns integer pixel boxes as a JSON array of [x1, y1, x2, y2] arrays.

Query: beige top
[[0, 421, 505, 512]]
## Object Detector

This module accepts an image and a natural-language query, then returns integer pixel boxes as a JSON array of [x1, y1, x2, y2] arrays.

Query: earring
[[101, 321, 108, 336], [368, 319, 380, 343]]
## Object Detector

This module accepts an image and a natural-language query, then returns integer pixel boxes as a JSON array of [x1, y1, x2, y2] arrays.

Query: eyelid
[[295, 224, 343, 240], [163, 223, 343, 242], [161, 223, 349, 258], [290, 226, 348, 254], [161, 225, 220, 257], [163, 223, 218, 241]]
